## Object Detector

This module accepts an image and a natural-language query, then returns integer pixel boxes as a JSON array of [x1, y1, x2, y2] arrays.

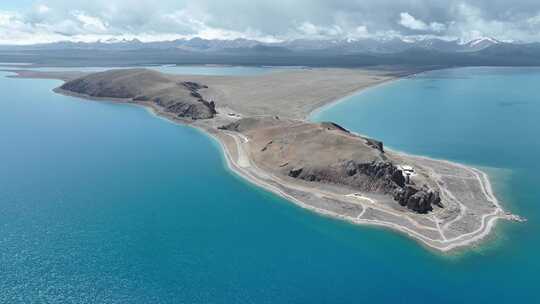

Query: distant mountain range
[[1, 37, 539, 67], [0, 37, 505, 54]]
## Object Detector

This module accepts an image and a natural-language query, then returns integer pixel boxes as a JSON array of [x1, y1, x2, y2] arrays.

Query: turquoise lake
[[1, 67, 538, 303]]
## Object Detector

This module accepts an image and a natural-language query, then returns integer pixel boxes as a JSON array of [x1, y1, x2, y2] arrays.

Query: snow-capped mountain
[[0, 36, 507, 54], [274, 38, 413, 54], [461, 37, 501, 52], [1, 35, 539, 68]]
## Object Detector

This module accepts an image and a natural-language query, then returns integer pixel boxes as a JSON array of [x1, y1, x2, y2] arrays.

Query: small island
[[14, 67, 524, 252]]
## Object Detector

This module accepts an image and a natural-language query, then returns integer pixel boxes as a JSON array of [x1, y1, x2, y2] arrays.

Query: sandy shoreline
[[9, 68, 523, 253], [307, 76, 405, 120]]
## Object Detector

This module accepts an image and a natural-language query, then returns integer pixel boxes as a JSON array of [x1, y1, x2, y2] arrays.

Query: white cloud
[[399, 12, 427, 30], [526, 13, 540, 26], [297, 22, 343, 38], [399, 12, 445, 32], [352, 26, 370, 38], [294, 22, 373, 41], [37, 5, 51, 14], [72, 11, 108, 32], [0, 10, 67, 44], [3, 1, 540, 45], [429, 22, 446, 32], [445, 3, 522, 42], [162, 9, 279, 42]]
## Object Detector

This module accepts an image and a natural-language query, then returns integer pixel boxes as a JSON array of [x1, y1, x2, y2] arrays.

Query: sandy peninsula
[[9, 67, 524, 252]]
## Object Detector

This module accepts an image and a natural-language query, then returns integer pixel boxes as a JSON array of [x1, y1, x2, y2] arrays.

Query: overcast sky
[[2, 0, 540, 44]]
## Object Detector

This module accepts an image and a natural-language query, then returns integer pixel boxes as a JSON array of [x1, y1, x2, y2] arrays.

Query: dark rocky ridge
[[288, 160, 440, 213], [60, 69, 216, 120], [288, 161, 404, 193], [394, 185, 442, 213]]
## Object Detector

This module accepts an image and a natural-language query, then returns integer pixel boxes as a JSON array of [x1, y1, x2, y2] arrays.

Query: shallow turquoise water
[[0, 67, 538, 303], [313, 67, 540, 301]]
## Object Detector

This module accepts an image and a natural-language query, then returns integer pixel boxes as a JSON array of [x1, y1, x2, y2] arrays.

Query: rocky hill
[[60, 69, 216, 120], [221, 117, 442, 213]]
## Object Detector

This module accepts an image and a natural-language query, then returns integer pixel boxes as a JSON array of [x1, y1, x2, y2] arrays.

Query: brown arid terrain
[[10, 67, 524, 252]]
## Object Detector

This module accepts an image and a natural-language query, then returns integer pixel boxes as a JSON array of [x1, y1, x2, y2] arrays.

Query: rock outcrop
[[393, 185, 442, 213], [286, 160, 441, 213], [365, 138, 384, 153]]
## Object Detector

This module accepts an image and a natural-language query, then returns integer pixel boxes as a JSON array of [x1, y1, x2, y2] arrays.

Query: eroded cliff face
[[288, 161, 404, 193], [60, 69, 216, 120], [394, 185, 442, 213], [133, 81, 216, 119], [222, 117, 442, 214], [287, 160, 440, 213]]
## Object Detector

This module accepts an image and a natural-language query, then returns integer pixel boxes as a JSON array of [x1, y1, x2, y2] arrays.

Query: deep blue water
[[0, 67, 538, 303]]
